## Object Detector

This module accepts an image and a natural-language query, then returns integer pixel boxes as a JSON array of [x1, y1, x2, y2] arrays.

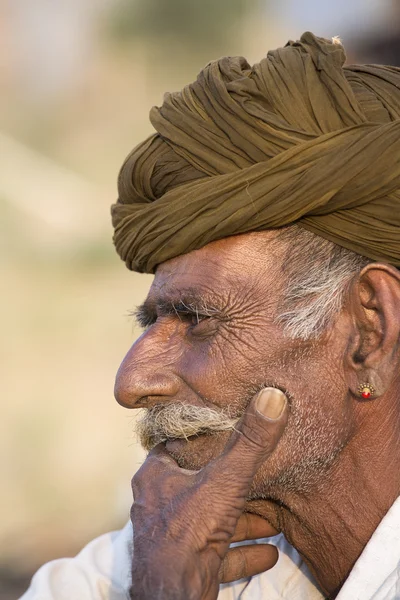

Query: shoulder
[[20, 527, 323, 600], [20, 522, 133, 600]]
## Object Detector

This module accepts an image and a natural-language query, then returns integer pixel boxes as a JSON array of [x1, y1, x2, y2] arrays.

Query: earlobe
[[344, 264, 400, 400], [356, 382, 375, 399]]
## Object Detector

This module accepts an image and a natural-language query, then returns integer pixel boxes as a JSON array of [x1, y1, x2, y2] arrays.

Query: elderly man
[[22, 32, 400, 600]]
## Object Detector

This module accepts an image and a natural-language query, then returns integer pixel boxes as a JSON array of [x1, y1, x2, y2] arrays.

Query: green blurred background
[[1, 0, 397, 596]]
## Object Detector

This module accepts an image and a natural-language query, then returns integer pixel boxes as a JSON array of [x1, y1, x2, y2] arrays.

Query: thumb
[[218, 387, 289, 479]]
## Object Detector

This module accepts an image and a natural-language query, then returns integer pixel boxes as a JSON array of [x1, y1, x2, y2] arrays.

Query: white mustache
[[135, 402, 239, 451]]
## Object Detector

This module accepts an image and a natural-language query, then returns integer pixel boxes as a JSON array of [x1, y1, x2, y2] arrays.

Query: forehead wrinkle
[[149, 267, 280, 321], [149, 233, 285, 313]]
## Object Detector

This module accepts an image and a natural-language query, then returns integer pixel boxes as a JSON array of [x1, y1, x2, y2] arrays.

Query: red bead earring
[[358, 383, 375, 399]]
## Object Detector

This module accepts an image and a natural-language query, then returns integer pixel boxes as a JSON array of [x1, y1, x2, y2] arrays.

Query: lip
[[165, 435, 199, 451]]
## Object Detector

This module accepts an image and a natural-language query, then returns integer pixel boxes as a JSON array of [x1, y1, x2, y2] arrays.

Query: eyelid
[[132, 307, 204, 330], [132, 300, 223, 331], [179, 311, 211, 325]]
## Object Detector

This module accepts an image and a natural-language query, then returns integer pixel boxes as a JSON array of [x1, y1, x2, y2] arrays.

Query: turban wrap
[[111, 32, 400, 273]]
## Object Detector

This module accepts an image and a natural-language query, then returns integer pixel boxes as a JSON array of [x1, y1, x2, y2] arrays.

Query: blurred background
[[1, 0, 398, 596]]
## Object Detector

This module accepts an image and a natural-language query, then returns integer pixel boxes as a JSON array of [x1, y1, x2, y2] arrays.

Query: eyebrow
[[133, 289, 224, 329]]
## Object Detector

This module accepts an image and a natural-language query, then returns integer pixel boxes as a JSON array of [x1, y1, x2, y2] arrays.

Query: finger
[[231, 513, 279, 542], [218, 543, 279, 584], [131, 445, 183, 498], [217, 388, 289, 481], [138, 443, 180, 472], [148, 442, 177, 460]]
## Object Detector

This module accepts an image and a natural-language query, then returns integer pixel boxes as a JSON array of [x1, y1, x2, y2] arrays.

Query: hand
[[218, 512, 279, 584], [130, 388, 288, 600]]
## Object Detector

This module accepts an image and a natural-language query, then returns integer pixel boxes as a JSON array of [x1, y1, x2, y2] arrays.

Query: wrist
[[130, 547, 219, 600]]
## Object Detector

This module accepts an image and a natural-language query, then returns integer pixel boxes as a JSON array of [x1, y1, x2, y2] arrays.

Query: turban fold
[[112, 32, 400, 273]]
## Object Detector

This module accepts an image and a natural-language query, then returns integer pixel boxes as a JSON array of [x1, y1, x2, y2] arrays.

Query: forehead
[[148, 231, 283, 302]]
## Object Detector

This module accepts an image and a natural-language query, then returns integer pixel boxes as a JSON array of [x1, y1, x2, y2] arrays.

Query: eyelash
[[132, 308, 211, 331], [175, 310, 210, 327]]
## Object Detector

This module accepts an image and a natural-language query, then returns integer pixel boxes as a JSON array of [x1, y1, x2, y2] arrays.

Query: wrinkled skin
[[115, 231, 400, 598], [130, 391, 287, 600]]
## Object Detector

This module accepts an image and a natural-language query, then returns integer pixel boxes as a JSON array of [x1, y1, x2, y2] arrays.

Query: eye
[[185, 313, 218, 338], [177, 311, 209, 328], [188, 313, 210, 327], [169, 302, 223, 336]]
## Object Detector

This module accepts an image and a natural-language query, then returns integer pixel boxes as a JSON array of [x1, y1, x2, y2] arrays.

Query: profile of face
[[114, 231, 355, 500]]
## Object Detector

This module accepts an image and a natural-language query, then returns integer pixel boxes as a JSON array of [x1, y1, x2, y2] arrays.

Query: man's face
[[115, 232, 354, 499]]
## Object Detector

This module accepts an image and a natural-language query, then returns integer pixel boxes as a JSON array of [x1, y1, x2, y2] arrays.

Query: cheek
[[249, 352, 354, 495], [179, 323, 289, 408], [177, 333, 254, 407]]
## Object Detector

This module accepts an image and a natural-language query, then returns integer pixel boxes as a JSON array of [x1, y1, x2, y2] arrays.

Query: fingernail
[[255, 388, 287, 420]]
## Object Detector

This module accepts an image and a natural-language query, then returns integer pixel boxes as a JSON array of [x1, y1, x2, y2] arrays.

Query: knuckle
[[243, 513, 251, 539], [219, 550, 232, 583], [130, 460, 156, 495], [131, 475, 141, 499], [239, 423, 272, 452], [236, 548, 247, 580], [220, 548, 247, 583], [130, 501, 140, 522], [218, 558, 226, 582], [240, 412, 284, 453]]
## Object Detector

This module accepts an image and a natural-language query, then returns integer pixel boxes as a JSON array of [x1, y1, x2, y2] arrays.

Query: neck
[[247, 401, 400, 597]]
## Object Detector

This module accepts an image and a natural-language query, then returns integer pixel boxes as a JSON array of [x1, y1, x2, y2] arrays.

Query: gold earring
[[358, 383, 375, 399]]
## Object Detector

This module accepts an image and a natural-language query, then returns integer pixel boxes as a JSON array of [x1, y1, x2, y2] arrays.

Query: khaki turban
[[112, 32, 400, 273]]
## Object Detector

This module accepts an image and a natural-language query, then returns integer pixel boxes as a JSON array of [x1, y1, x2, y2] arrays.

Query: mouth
[[165, 433, 204, 451], [136, 402, 240, 452]]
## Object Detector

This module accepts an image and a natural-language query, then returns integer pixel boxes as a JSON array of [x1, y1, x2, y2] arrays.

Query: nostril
[[114, 384, 158, 409], [114, 364, 181, 409], [115, 331, 182, 408]]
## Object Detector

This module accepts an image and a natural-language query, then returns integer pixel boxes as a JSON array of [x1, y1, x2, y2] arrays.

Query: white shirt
[[21, 497, 400, 599]]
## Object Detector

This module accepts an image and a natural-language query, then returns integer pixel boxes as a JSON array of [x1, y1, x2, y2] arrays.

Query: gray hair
[[136, 402, 238, 450], [275, 226, 371, 340]]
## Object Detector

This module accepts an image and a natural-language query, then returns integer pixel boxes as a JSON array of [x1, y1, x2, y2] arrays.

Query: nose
[[114, 331, 181, 409]]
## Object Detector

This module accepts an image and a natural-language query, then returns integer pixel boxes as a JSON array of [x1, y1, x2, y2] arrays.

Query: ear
[[344, 263, 400, 399]]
